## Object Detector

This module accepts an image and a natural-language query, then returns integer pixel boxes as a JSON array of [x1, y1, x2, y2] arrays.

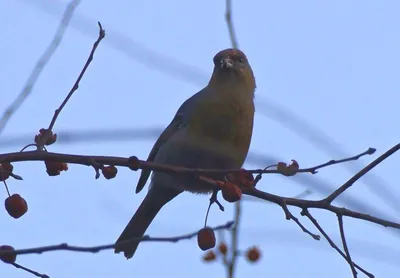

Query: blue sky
[[1, 0, 400, 277]]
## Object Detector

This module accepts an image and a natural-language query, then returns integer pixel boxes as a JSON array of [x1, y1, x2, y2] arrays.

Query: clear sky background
[[1, 0, 400, 277]]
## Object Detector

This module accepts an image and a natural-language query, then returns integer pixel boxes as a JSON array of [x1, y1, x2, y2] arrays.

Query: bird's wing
[[135, 90, 204, 193]]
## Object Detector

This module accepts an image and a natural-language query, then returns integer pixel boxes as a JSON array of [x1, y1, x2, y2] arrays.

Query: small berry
[[197, 227, 216, 251], [34, 128, 57, 146], [1, 162, 13, 173], [202, 250, 216, 262], [5, 194, 28, 219], [0, 245, 16, 263], [277, 160, 299, 176], [246, 246, 261, 263], [45, 160, 68, 176], [220, 181, 242, 203], [102, 165, 118, 179], [218, 242, 228, 255]]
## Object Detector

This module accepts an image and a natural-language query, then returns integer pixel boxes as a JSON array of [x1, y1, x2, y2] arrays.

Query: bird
[[114, 48, 256, 259]]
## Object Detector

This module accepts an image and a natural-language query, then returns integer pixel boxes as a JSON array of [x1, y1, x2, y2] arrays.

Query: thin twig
[[11, 262, 49, 278], [0, 0, 81, 135], [34, 21, 105, 151], [338, 215, 357, 277], [301, 148, 376, 174], [243, 187, 400, 229], [303, 210, 373, 277], [280, 201, 320, 240], [225, 0, 239, 49], [227, 202, 241, 278], [0, 222, 233, 257], [47, 22, 105, 132], [325, 144, 400, 203], [242, 188, 312, 203]]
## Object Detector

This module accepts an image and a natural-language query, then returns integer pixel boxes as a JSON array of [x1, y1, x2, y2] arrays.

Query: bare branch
[[34, 22, 105, 151], [0, 0, 81, 135], [280, 201, 320, 240], [227, 202, 241, 277], [325, 143, 400, 203], [338, 215, 357, 277], [244, 187, 400, 229], [10, 262, 49, 278], [0, 145, 398, 230], [225, 0, 239, 49], [303, 210, 373, 277], [301, 148, 376, 174], [47, 22, 105, 132], [0, 147, 376, 177], [0, 222, 233, 257]]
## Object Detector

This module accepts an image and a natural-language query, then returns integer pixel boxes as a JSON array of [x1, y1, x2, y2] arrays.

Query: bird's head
[[209, 48, 256, 94]]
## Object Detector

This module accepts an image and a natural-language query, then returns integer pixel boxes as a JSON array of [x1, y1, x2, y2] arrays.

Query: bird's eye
[[238, 57, 244, 63]]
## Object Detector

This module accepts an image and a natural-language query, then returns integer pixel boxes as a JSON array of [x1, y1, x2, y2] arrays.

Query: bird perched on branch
[[114, 48, 256, 259]]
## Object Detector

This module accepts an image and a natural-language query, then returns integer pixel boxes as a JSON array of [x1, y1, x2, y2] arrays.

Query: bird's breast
[[151, 95, 254, 194], [187, 95, 254, 158]]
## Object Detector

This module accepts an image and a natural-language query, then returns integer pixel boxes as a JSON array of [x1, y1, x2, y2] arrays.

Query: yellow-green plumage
[[115, 48, 256, 259]]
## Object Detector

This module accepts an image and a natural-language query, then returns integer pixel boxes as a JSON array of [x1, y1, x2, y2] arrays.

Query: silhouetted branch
[[225, 0, 239, 49], [338, 215, 357, 277], [303, 210, 373, 277], [280, 201, 320, 240], [0, 222, 233, 257], [301, 148, 376, 174], [10, 262, 49, 278], [0, 147, 376, 177], [35, 21, 105, 150], [324, 144, 399, 203]]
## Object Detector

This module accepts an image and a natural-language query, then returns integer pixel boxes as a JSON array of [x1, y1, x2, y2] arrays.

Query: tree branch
[[303, 210, 373, 277], [0, 147, 376, 177], [10, 262, 49, 278], [0, 222, 233, 257], [35, 21, 106, 150], [324, 143, 400, 203], [338, 215, 357, 277]]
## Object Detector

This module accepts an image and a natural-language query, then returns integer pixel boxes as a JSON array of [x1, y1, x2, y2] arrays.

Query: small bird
[[114, 48, 256, 259]]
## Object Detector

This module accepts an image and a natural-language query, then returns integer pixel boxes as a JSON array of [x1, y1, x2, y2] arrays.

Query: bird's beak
[[221, 57, 234, 69]]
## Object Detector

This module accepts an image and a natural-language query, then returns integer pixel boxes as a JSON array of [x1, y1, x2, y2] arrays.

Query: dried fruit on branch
[[34, 128, 57, 146], [45, 160, 68, 176], [0, 245, 17, 263], [5, 194, 28, 219], [202, 250, 216, 262], [277, 160, 299, 176], [218, 242, 228, 255], [102, 165, 118, 179], [246, 246, 261, 263], [197, 227, 216, 251], [219, 181, 242, 203]]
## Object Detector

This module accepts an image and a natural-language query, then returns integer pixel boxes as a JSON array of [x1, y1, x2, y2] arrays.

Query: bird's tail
[[114, 186, 181, 259]]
